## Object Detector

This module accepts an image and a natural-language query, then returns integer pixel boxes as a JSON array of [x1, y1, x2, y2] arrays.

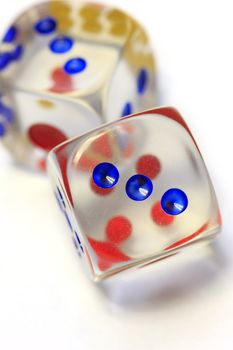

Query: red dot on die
[[90, 177, 114, 196], [98, 258, 113, 271], [27, 123, 67, 151], [136, 154, 161, 179], [88, 237, 131, 263], [91, 133, 113, 159], [76, 153, 98, 172], [49, 67, 74, 93], [151, 201, 174, 226], [37, 158, 47, 172], [106, 216, 132, 244]]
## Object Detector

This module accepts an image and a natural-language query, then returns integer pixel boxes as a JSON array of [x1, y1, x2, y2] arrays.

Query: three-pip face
[[47, 107, 221, 281], [0, 0, 156, 171]]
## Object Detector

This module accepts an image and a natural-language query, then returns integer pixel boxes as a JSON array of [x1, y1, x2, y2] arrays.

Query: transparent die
[[0, 0, 156, 171], [47, 107, 221, 281]]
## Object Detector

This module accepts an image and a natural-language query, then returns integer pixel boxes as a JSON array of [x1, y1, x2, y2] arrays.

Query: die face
[[105, 19, 156, 120], [47, 107, 221, 281], [0, 90, 100, 170], [106, 58, 155, 121], [8, 37, 119, 98], [0, 1, 156, 170], [0, 1, 123, 94]]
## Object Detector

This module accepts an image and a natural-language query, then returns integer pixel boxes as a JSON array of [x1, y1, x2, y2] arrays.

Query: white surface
[[0, 0, 232, 349]]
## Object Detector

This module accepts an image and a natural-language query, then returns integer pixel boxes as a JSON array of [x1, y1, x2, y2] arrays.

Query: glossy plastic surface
[[47, 107, 221, 281]]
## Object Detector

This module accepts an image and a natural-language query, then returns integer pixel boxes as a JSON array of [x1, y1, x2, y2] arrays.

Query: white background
[[0, 0, 233, 349]]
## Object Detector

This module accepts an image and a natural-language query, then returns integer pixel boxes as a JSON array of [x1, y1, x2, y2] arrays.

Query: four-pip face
[[0, 0, 156, 171], [47, 107, 221, 281]]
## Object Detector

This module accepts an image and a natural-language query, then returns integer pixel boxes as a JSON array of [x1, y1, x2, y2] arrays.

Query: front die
[[0, 0, 156, 171], [47, 107, 221, 281]]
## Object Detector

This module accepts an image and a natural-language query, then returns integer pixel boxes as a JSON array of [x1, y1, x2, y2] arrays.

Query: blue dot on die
[[93, 162, 119, 189], [74, 231, 84, 253], [2, 26, 17, 43], [50, 36, 73, 54], [57, 186, 66, 209], [137, 68, 148, 95], [126, 174, 153, 201], [54, 191, 63, 212], [34, 17, 57, 35], [0, 52, 11, 71], [11, 44, 24, 61], [161, 188, 188, 216], [64, 212, 73, 232], [121, 102, 133, 117], [64, 57, 87, 75], [0, 102, 15, 123], [0, 122, 6, 137]]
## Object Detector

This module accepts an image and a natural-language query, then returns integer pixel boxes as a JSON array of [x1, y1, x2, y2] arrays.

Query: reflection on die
[[0, 0, 156, 171], [47, 107, 222, 281]]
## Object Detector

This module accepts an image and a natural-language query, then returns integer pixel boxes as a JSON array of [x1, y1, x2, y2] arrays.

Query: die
[[47, 107, 222, 281], [0, 0, 156, 171]]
